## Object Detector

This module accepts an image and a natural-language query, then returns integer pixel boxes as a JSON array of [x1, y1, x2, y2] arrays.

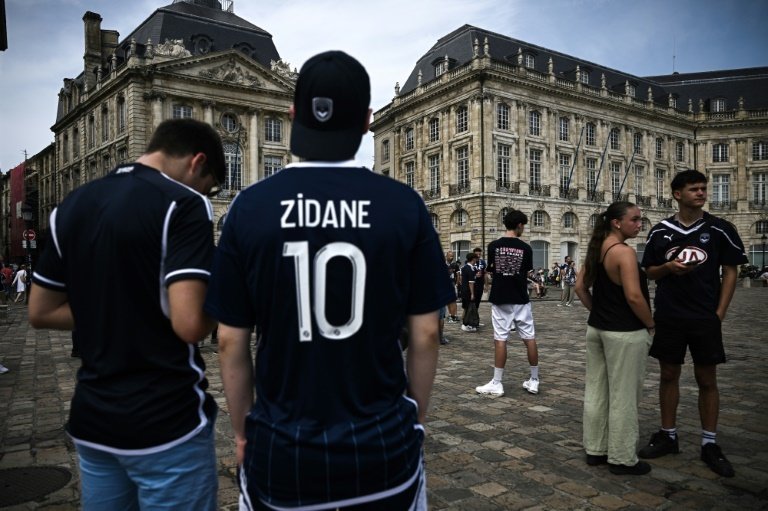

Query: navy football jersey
[[205, 162, 453, 509], [33, 163, 217, 452], [642, 212, 748, 320]]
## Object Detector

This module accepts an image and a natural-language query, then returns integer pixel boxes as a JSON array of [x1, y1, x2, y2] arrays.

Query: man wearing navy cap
[[207, 51, 454, 510]]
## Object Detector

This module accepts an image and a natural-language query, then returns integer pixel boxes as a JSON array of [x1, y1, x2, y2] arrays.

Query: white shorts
[[491, 303, 535, 341]]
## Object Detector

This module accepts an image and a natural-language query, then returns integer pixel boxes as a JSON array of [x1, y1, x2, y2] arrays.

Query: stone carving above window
[[154, 39, 192, 58], [270, 59, 298, 81], [200, 59, 260, 87]]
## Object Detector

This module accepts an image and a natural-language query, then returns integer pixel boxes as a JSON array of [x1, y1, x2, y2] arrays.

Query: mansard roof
[[643, 67, 768, 111], [399, 24, 768, 111], [118, 1, 280, 67]]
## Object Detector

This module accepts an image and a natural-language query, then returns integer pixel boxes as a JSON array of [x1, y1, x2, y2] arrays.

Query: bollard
[[742, 277, 751, 288]]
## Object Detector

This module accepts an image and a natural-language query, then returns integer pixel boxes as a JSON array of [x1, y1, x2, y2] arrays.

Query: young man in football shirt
[[206, 51, 453, 510], [640, 170, 748, 477], [28, 119, 224, 509], [476, 210, 540, 397]]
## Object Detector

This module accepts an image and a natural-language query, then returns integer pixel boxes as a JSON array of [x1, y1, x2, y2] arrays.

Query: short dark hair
[[145, 119, 226, 185], [466, 252, 478, 262], [503, 209, 528, 230], [671, 169, 707, 192], [473, 247, 482, 253]]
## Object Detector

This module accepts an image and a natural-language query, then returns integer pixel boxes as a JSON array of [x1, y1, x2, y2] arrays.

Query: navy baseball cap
[[290, 51, 371, 161]]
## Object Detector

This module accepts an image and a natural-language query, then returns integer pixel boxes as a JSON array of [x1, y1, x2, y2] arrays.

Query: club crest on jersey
[[700, 232, 711, 244], [665, 246, 707, 265], [312, 97, 333, 122]]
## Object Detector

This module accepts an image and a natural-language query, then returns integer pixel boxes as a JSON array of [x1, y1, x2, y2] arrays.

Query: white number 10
[[282, 241, 366, 342]]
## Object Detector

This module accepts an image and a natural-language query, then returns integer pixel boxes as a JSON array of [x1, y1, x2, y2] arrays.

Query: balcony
[[709, 201, 737, 211], [612, 193, 629, 203], [528, 184, 550, 197], [558, 188, 579, 200], [587, 190, 604, 203], [449, 182, 471, 196], [496, 180, 519, 193], [749, 200, 768, 210], [657, 197, 673, 208], [636, 195, 651, 207], [423, 188, 441, 200]]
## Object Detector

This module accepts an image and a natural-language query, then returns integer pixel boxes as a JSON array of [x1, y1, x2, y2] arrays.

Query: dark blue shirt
[[642, 212, 748, 320], [33, 163, 216, 453], [204, 162, 454, 508]]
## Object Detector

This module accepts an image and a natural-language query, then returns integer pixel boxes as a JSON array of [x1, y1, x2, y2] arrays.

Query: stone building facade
[[370, 25, 768, 270], [46, 0, 297, 243]]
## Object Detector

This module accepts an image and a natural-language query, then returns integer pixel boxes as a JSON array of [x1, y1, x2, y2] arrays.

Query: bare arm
[[28, 286, 74, 330], [616, 248, 654, 329], [168, 280, 216, 343], [716, 265, 738, 321], [573, 265, 592, 311], [405, 310, 440, 424], [217, 323, 254, 465]]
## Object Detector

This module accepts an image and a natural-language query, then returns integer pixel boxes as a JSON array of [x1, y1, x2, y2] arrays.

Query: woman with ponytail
[[574, 202, 655, 476]]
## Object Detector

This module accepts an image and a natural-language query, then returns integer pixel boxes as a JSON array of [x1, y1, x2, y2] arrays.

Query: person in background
[[475, 210, 540, 397], [12, 265, 28, 304], [460, 252, 480, 332], [28, 119, 224, 509], [559, 261, 577, 307], [575, 202, 654, 476], [445, 251, 461, 323]]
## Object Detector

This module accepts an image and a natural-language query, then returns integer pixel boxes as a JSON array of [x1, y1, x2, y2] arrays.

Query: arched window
[[431, 213, 440, 232], [453, 209, 468, 228], [756, 220, 768, 234], [563, 212, 577, 229], [533, 210, 547, 228], [499, 208, 511, 228], [588, 214, 599, 229]]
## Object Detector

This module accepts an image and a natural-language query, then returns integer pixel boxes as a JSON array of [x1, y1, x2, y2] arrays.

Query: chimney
[[83, 11, 103, 91]]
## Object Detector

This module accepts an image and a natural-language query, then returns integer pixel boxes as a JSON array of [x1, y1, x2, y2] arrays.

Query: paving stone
[[2, 289, 768, 509]]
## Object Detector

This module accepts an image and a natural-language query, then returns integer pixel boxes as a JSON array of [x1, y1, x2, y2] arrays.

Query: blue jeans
[[76, 418, 218, 511]]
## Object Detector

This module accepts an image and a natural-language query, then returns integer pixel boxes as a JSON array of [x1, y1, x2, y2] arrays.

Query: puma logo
[[663, 234, 673, 242]]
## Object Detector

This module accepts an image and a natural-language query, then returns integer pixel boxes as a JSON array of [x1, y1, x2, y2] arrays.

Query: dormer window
[[435, 61, 447, 77], [627, 83, 636, 97], [580, 70, 590, 85], [524, 54, 535, 69], [192, 35, 213, 55], [712, 98, 727, 112]]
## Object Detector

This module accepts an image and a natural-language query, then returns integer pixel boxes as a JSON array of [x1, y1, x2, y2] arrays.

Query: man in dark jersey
[[206, 51, 453, 511], [28, 119, 223, 509], [476, 210, 540, 397], [640, 170, 747, 477]]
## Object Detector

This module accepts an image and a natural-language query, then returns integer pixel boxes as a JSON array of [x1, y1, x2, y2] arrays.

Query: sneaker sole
[[475, 389, 504, 397], [522, 384, 539, 394]]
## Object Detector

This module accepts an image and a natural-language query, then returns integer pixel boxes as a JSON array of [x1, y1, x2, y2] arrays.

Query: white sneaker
[[523, 378, 539, 394], [476, 379, 504, 396], [461, 325, 478, 332], [0, 363, 8, 374]]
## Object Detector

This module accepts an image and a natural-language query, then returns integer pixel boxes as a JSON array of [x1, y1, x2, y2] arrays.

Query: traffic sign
[[23, 229, 36, 241]]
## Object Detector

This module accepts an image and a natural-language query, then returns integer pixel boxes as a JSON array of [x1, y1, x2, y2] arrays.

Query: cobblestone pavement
[[1, 287, 766, 510]]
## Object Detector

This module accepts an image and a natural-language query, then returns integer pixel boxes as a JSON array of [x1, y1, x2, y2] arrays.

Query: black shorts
[[649, 317, 726, 365]]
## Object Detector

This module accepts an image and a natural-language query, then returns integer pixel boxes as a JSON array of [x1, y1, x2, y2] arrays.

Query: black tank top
[[587, 243, 650, 332]]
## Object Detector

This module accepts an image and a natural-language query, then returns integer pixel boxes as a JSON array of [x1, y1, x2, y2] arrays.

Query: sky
[[1, 0, 767, 172]]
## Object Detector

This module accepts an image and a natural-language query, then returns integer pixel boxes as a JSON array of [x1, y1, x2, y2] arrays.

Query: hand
[[669, 259, 698, 276], [715, 310, 725, 321]]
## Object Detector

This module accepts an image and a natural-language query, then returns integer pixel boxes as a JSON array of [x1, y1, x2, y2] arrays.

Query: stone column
[[202, 100, 215, 125], [248, 109, 259, 183]]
